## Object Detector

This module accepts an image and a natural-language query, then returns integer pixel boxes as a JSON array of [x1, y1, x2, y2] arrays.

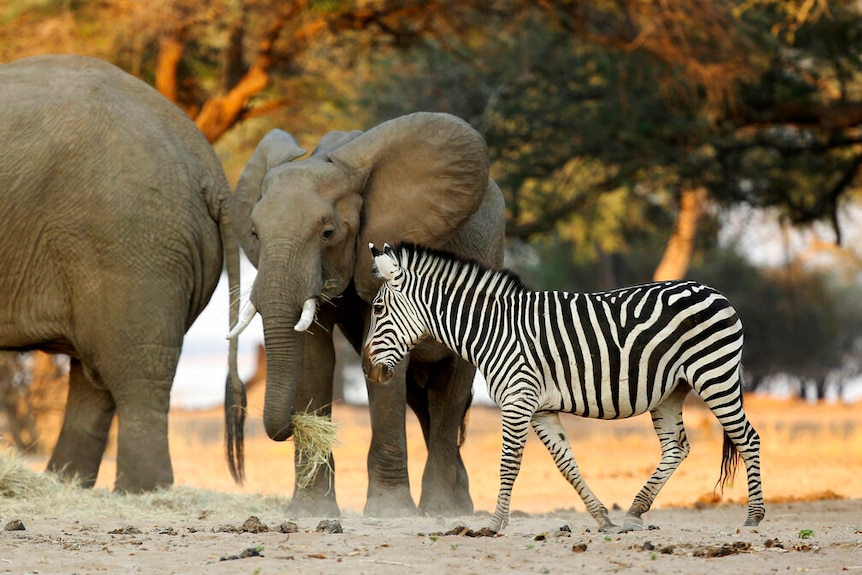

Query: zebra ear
[[371, 244, 400, 281]]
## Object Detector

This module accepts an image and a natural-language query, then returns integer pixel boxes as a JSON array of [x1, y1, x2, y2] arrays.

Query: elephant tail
[[225, 374, 247, 483], [220, 180, 247, 484], [458, 386, 473, 448]]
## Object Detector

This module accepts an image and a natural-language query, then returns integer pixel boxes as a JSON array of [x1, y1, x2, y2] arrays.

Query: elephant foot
[[288, 491, 341, 518], [364, 485, 417, 517], [114, 473, 173, 494], [46, 458, 96, 489], [418, 488, 473, 517], [47, 448, 103, 489]]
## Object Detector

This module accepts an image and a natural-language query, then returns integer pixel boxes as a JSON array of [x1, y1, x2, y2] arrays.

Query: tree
[[350, 0, 862, 280], [0, 2, 419, 140]]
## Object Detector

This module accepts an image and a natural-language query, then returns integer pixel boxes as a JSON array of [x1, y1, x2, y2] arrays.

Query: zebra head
[[362, 243, 426, 384]]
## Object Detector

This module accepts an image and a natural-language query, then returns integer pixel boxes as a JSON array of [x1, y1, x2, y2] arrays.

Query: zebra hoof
[[488, 517, 507, 533], [744, 508, 765, 527], [621, 516, 646, 532], [598, 522, 624, 534]]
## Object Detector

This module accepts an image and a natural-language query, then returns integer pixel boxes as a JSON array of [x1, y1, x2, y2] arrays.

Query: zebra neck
[[429, 290, 511, 373]]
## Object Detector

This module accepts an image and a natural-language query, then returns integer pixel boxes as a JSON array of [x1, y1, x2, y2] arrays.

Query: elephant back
[[0, 54, 231, 327], [0, 54, 231, 218]]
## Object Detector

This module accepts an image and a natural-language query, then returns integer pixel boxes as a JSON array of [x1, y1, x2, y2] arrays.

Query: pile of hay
[[0, 412, 340, 520], [291, 411, 340, 490], [0, 447, 63, 499], [0, 448, 291, 521]]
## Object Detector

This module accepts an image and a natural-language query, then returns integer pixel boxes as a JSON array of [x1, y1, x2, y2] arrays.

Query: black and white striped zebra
[[362, 242, 764, 534]]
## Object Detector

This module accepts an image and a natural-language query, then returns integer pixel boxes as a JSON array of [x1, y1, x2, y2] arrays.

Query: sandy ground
[[2, 395, 862, 574]]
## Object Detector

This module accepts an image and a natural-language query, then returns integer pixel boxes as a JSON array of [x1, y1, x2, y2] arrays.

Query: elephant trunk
[[260, 311, 301, 441]]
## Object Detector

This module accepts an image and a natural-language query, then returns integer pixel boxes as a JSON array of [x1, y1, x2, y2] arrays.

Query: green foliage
[[350, 0, 862, 250], [798, 528, 814, 539]]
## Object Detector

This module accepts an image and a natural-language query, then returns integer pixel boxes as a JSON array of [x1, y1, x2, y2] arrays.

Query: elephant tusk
[[226, 299, 257, 339], [294, 297, 317, 332]]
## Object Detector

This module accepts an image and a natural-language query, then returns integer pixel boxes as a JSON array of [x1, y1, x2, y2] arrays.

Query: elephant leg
[[364, 359, 417, 516], [414, 355, 474, 516], [336, 298, 414, 516], [47, 358, 115, 487], [80, 305, 182, 493], [405, 365, 431, 442], [112, 386, 173, 493], [287, 312, 340, 517], [110, 346, 178, 493]]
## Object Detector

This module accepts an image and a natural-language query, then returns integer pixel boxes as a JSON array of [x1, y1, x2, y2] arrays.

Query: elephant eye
[[321, 226, 335, 241], [250, 228, 258, 240]]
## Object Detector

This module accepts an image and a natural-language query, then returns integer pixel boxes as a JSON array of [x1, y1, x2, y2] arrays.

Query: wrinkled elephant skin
[[0, 55, 241, 493]]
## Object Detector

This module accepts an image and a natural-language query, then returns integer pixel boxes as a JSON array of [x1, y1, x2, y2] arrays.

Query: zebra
[[362, 242, 764, 534]]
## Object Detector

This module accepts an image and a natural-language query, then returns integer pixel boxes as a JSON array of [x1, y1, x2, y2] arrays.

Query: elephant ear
[[231, 129, 306, 266], [309, 130, 364, 160], [328, 112, 490, 301]]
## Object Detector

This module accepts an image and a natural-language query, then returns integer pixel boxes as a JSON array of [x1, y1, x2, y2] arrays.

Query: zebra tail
[[715, 431, 740, 494], [715, 371, 744, 494]]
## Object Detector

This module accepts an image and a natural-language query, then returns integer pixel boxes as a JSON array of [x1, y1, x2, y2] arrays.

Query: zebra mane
[[389, 242, 529, 296]]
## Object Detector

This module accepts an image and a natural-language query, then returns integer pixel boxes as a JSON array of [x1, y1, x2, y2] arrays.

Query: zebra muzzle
[[361, 349, 393, 384]]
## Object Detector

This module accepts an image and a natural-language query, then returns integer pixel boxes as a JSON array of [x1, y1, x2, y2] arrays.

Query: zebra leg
[[530, 411, 618, 532], [623, 384, 691, 531], [488, 399, 536, 533], [738, 423, 766, 527], [694, 366, 765, 527]]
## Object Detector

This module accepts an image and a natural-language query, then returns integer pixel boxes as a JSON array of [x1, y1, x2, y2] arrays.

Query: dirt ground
[[2, 395, 861, 574]]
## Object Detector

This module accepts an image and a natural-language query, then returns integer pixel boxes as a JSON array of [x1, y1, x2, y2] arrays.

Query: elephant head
[[226, 112, 491, 448]]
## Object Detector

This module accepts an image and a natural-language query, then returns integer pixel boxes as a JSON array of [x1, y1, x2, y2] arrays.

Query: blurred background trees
[[2, 0, 862, 445]]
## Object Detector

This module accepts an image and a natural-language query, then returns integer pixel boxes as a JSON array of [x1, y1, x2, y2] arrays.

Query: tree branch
[[193, 3, 304, 142]]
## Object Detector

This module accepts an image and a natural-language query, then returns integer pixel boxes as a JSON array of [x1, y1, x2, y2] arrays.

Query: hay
[[0, 448, 292, 521], [0, 447, 63, 498], [291, 411, 340, 490]]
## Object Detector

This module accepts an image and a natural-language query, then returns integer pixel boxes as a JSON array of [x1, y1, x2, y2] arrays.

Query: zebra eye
[[373, 302, 384, 314]]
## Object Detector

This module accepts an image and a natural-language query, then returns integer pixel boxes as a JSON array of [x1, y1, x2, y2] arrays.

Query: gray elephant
[[225, 112, 505, 516], [0, 54, 241, 493]]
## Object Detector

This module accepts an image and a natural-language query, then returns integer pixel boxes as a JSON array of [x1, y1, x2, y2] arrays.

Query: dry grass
[[0, 447, 62, 499], [291, 411, 340, 490], [0, 447, 292, 522]]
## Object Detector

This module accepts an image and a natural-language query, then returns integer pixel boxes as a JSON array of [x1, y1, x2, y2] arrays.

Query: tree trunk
[[653, 188, 707, 281], [155, 35, 184, 105]]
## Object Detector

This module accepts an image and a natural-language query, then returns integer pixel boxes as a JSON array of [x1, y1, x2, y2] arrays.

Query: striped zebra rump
[[516, 281, 744, 419]]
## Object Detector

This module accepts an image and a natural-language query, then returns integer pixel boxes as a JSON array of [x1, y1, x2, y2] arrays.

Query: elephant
[[0, 54, 241, 493], [225, 112, 506, 517]]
